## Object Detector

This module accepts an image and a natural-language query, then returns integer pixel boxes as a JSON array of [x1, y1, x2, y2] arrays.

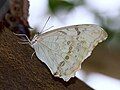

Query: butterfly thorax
[[31, 34, 43, 47]]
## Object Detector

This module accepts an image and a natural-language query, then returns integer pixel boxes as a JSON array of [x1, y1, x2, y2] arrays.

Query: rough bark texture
[[0, 27, 93, 90]]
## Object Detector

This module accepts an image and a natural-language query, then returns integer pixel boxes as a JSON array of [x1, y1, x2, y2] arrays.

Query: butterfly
[[17, 24, 108, 81]]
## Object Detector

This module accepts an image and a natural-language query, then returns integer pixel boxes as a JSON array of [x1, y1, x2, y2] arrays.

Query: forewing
[[33, 24, 108, 81]]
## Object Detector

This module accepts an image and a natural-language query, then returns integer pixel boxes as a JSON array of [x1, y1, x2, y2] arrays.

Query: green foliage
[[48, 0, 75, 13], [48, 0, 86, 14]]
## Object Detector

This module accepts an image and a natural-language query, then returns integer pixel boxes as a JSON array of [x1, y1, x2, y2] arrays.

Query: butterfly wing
[[32, 24, 108, 81]]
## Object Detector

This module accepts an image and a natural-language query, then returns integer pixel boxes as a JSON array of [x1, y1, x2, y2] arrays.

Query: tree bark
[[0, 27, 93, 90]]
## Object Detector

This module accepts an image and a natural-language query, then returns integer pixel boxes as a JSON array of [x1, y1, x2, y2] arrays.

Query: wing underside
[[33, 24, 108, 81]]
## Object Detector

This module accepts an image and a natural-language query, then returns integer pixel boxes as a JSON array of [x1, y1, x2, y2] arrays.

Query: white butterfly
[[17, 24, 108, 81]]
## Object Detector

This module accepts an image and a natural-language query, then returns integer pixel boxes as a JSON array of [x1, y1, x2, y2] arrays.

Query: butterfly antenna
[[45, 26, 54, 31], [40, 16, 51, 33]]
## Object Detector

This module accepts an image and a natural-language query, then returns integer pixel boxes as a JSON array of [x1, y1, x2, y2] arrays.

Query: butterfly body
[[31, 24, 108, 81]]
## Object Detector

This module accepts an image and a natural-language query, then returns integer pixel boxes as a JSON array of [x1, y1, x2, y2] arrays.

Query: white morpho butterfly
[[16, 23, 108, 81]]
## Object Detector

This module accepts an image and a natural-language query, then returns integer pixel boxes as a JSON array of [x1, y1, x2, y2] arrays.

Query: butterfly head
[[31, 32, 41, 46]]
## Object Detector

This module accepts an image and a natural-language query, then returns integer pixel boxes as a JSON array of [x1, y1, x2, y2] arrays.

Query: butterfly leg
[[18, 41, 30, 44], [13, 33, 31, 45], [13, 33, 31, 42], [31, 51, 36, 59]]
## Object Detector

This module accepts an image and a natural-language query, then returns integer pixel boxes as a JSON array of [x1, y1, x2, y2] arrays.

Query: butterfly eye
[[31, 39, 37, 45]]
